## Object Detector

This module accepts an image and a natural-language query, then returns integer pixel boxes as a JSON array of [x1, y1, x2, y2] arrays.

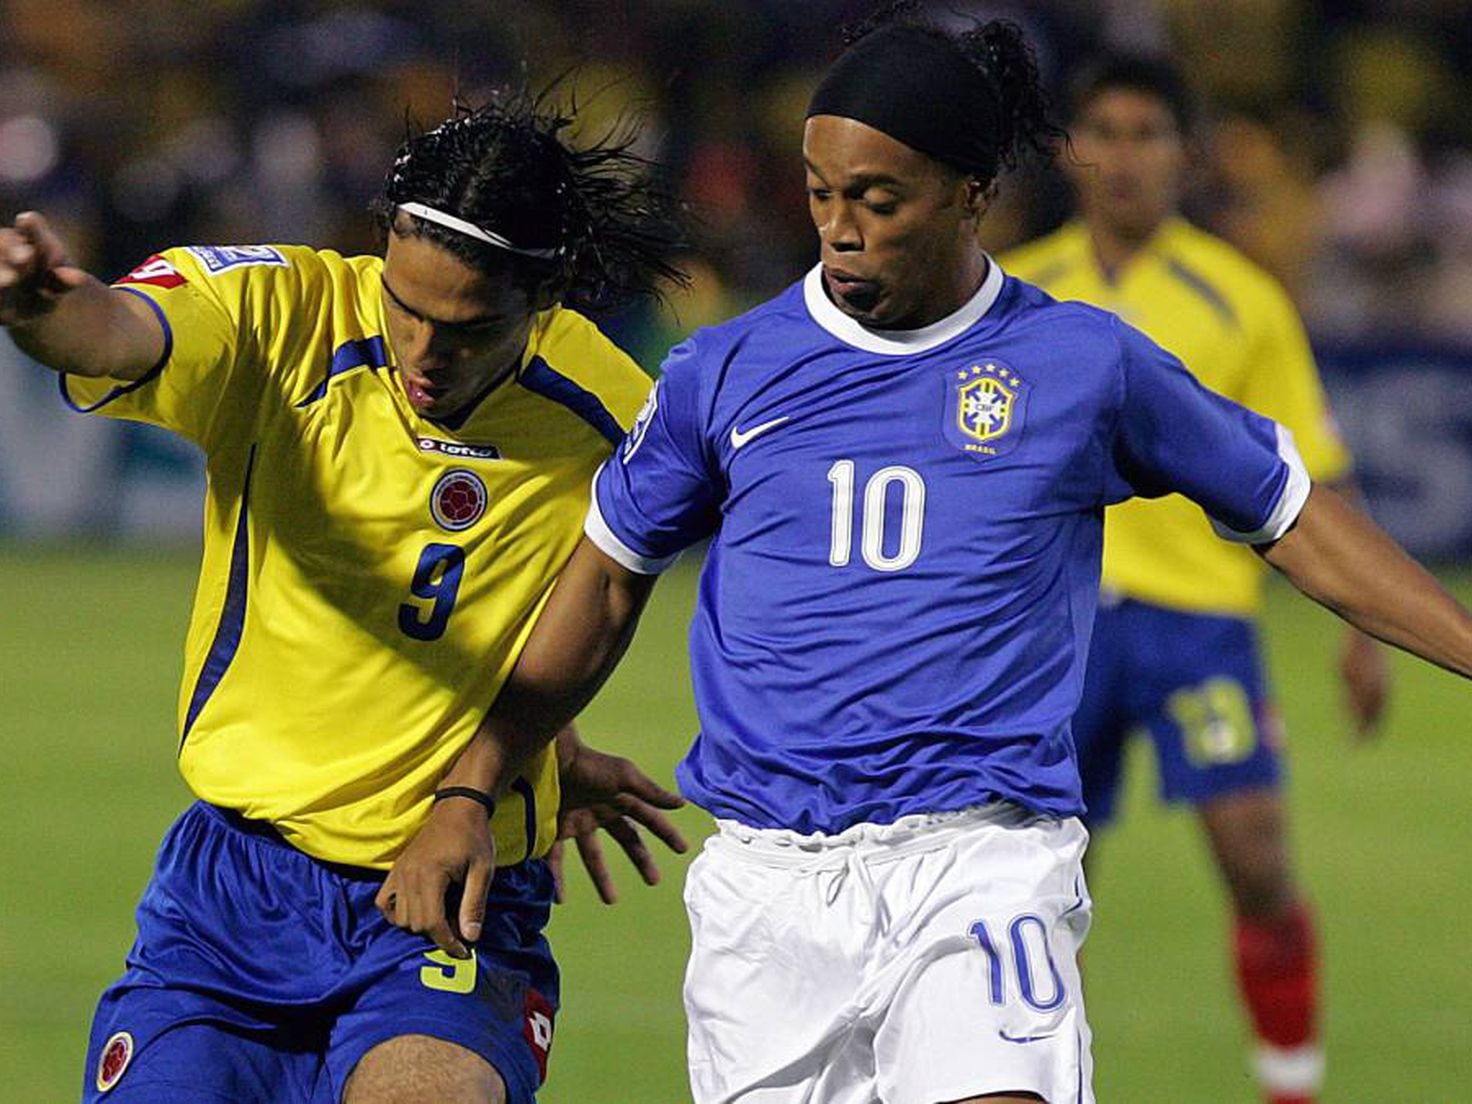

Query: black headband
[[807, 24, 1002, 180]]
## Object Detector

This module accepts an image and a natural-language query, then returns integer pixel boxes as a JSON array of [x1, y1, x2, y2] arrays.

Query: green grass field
[[2, 544, 1469, 1101]]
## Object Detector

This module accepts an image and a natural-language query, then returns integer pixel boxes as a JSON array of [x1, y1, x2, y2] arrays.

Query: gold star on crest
[[957, 362, 1024, 386]]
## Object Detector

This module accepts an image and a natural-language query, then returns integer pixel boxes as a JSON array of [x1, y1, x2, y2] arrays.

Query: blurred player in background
[[379, 7, 1472, 1103], [0, 95, 687, 1104], [1003, 56, 1389, 1104]]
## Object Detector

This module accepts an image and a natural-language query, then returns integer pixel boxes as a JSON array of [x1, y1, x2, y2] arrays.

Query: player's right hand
[[376, 794, 497, 960], [1340, 627, 1390, 740], [0, 212, 89, 328]]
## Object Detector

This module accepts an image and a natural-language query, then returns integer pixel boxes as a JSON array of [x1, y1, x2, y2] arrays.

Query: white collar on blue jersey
[[802, 254, 1005, 355]]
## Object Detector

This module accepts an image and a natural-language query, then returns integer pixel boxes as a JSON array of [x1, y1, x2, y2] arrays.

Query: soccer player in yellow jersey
[[1003, 56, 1389, 1104], [0, 97, 687, 1104]]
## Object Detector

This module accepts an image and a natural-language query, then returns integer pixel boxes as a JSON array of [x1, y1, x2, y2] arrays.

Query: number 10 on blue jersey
[[827, 460, 926, 572]]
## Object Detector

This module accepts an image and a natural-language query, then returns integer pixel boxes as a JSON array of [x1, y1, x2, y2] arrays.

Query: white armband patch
[[1211, 423, 1311, 545], [583, 464, 681, 575]]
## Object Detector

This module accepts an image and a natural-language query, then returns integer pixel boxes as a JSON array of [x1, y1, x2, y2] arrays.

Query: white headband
[[396, 202, 563, 260]]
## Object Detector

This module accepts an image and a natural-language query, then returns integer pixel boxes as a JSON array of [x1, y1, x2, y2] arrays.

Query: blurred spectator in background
[[3, 0, 1470, 349], [1, 0, 1470, 547]]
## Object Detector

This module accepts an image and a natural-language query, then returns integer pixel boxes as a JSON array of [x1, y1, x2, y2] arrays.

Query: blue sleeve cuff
[[582, 463, 682, 575], [1210, 424, 1311, 544], [58, 286, 174, 413]]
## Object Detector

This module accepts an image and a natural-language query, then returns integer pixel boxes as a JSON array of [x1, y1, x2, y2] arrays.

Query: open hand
[[1341, 628, 1389, 740], [551, 740, 688, 904]]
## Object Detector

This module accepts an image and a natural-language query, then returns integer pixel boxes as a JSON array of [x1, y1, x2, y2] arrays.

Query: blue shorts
[[83, 801, 558, 1104], [1072, 598, 1283, 828]]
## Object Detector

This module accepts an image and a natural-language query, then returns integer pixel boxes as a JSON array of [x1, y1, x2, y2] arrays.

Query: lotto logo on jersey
[[115, 255, 186, 289], [417, 437, 501, 461], [95, 1031, 133, 1092], [522, 988, 556, 1083], [430, 469, 488, 532], [188, 245, 289, 274], [943, 361, 1030, 459]]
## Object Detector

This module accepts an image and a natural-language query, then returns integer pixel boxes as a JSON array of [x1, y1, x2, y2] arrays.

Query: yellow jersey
[[63, 244, 651, 868], [1001, 218, 1350, 616]]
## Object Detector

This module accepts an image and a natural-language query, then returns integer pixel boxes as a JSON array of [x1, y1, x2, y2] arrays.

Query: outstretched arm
[[376, 538, 660, 955], [442, 538, 658, 794], [1260, 484, 1472, 679], [0, 211, 163, 379]]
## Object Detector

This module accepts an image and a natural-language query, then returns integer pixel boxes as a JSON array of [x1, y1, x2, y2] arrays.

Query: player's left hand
[[376, 793, 496, 960], [552, 740, 688, 904], [1340, 627, 1390, 740]]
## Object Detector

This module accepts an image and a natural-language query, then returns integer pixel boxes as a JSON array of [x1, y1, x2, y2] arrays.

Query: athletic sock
[[1234, 899, 1323, 1104]]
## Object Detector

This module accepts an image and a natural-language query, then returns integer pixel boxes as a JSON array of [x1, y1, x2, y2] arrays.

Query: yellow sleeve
[[60, 245, 306, 452], [1237, 277, 1352, 482], [997, 236, 1056, 283], [539, 307, 655, 431]]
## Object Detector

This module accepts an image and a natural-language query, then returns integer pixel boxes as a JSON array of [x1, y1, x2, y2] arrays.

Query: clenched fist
[[0, 211, 89, 328]]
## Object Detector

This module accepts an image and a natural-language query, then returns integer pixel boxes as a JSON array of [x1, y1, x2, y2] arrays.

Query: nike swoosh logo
[[998, 1029, 1057, 1044], [729, 416, 790, 450]]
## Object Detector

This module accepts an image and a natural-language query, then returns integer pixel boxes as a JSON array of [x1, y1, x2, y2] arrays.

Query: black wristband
[[432, 786, 497, 816]]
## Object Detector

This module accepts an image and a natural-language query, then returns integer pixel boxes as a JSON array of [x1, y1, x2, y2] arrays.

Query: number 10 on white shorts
[[683, 804, 1095, 1104]]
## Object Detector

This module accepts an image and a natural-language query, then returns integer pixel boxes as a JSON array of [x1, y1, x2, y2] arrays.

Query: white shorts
[[683, 803, 1094, 1104]]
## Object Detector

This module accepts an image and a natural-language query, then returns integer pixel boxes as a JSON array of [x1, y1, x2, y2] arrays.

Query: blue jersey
[[587, 262, 1309, 833]]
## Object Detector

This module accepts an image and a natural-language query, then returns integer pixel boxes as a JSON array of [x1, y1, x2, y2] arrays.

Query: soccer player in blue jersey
[[384, 9, 1472, 1103], [0, 96, 688, 1103]]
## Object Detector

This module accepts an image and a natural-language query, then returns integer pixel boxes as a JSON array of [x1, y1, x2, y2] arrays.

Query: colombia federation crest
[[96, 1030, 134, 1092], [942, 360, 1030, 459], [430, 469, 489, 532]]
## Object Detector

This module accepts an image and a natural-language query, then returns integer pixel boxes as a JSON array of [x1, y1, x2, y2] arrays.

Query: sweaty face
[[380, 228, 536, 419], [803, 115, 985, 330], [1068, 89, 1186, 242]]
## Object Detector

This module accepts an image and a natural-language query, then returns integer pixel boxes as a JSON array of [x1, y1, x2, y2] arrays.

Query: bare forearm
[[1325, 475, 1379, 646], [439, 722, 581, 800], [3, 211, 162, 378], [1263, 485, 1472, 678], [555, 723, 582, 771], [9, 278, 162, 380], [442, 540, 656, 796]]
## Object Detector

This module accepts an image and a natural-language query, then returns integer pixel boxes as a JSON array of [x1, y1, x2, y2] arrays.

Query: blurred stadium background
[[2, 0, 1470, 1099]]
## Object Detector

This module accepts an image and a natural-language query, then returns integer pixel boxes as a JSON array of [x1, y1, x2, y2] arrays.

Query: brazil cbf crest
[[430, 469, 488, 532], [942, 360, 1030, 459]]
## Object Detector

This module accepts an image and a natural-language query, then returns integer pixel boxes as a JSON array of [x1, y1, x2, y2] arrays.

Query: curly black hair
[[841, 1, 1066, 184], [372, 89, 686, 314]]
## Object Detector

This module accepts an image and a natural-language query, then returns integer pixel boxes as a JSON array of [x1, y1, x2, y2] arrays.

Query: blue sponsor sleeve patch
[[189, 245, 289, 274]]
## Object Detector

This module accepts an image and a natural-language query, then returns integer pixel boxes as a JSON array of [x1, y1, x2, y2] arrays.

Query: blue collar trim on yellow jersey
[[182, 444, 257, 749], [517, 356, 624, 444], [1162, 256, 1238, 328], [297, 336, 390, 407], [427, 368, 509, 432]]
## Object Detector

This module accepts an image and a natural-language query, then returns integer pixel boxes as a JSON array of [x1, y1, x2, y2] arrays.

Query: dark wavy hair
[[372, 90, 686, 314], [841, 1, 1066, 185], [1069, 53, 1195, 134]]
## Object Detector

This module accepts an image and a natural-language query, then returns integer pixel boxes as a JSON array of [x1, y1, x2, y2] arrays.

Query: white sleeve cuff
[[583, 464, 682, 575], [1211, 423, 1311, 545]]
